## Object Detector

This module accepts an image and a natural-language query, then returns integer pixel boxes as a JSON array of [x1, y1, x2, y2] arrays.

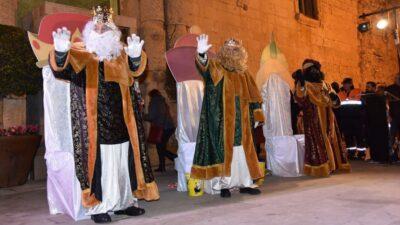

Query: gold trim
[[253, 109, 265, 122], [121, 85, 146, 190], [191, 164, 224, 180], [131, 51, 147, 78], [338, 163, 351, 172], [49, 49, 71, 72], [191, 163, 224, 169], [304, 163, 331, 177], [81, 188, 101, 208], [134, 181, 160, 201]]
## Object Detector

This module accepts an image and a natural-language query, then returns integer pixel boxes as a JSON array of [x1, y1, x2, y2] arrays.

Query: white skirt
[[204, 145, 256, 194], [86, 141, 138, 215]]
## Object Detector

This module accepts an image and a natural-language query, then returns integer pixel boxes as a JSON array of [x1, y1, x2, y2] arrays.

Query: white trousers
[[86, 141, 137, 215], [205, 146, 255, 194]]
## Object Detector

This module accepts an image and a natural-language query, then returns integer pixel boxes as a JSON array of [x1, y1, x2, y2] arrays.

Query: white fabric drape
[[174, 81, 204, 191], [266, 136, 305, 177], [86, 142, 137, 215], [261, 73, 293, 137], [43, 66, 88, 221], [260, 72, 305, 177], [204, 146, 254, 194]]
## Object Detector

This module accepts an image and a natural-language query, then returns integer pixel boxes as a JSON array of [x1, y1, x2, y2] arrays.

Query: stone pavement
[[0, 161, 399, 225]]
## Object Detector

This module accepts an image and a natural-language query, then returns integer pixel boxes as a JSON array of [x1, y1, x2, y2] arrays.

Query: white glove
[[52, 27, 71, 52], [196, 34, 212, 54], [124, 34, 144, 58]]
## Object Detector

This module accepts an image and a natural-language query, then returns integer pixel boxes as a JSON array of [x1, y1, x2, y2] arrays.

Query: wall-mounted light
[[376, 18, 389, 29], [358, 21, 371, 33]]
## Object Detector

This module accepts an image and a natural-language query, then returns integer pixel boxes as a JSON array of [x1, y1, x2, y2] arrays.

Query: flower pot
[[2, 96, 26, 128], [0, 135, 42, 187]]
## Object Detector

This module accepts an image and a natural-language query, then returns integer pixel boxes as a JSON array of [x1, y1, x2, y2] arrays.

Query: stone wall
[[164, 0, 362, 86], [358, 0, 399, 87], [0, 0, 18, 26]]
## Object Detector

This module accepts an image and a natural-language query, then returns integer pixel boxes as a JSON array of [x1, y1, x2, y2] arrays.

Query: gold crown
[[224, 38, 242, 47], [92, 5, 114, 25]]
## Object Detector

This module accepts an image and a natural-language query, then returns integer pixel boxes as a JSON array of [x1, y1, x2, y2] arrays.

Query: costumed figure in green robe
[[191, 34, 265, 198]]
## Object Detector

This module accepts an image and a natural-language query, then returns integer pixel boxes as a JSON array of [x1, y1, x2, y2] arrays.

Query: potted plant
[[0, 24, 41, 98], [0, 125, 41, 187], [0, 24, 42, 125], [0, 24, 42, 187]]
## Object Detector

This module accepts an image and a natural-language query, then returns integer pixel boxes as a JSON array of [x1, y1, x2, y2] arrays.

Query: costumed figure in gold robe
[[48, 6, 159, 223], [191, 34, 265, 197], [294, 59, 351, 177]]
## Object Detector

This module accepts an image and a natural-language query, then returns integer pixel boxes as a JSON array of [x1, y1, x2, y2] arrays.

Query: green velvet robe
[[191, 57, 265, 180]]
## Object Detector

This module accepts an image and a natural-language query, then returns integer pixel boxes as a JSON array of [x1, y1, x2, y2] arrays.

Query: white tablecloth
[[175, 81, 204, 192], [266, 135, 305, 177]]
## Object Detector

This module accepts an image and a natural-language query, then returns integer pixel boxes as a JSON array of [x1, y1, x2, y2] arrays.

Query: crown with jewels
[[92, 5, 114, 25], [224, 38, 242, 47]]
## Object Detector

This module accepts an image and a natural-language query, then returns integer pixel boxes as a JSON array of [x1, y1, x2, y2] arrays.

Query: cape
[[295, 81, 351, 177], [49, 43, 159, 207], [191, 58, 264, 180]]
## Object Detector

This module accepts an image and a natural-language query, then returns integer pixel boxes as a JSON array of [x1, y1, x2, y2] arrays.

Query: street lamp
[[376, 18, 389, 30], [359, 5, 400, 72]]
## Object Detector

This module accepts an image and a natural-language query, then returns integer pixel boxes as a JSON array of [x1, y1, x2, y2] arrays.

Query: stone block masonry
[[0, 0, 18, 26]]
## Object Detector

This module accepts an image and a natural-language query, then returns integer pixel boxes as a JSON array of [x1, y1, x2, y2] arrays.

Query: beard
[[82, 21, 122, 61], [217, 45, 248, 73]]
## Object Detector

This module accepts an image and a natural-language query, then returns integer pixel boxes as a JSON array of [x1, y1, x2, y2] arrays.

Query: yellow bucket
[[255, 161, 266, 186], [186, 173, 204, 197]]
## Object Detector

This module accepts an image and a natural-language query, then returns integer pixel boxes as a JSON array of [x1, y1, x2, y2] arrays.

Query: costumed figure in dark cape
[[191, 34, 264, 198], [294, 59, 351, 177], [48, 6, 159, 223]]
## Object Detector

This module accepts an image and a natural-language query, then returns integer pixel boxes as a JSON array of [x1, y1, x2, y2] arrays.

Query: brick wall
[[0, 0, 18, 26], [167, 0, 362, 86], [358, 0, 399, 87]]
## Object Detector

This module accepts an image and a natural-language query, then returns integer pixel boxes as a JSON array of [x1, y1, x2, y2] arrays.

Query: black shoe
[[114, 206, 145, 216], [91, 213, 111, 224], [165, 151, 178, 161], [220, 189, 231, 198], [239, 187, 261, 195]]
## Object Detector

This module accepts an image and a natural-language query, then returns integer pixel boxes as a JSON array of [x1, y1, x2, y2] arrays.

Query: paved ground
[[1, 161, 400, 225]]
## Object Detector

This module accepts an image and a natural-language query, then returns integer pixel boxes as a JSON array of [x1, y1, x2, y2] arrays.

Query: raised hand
[[196, 34, 212, 54], [125, 34, 144, 58], [52, 27, 71, 52]]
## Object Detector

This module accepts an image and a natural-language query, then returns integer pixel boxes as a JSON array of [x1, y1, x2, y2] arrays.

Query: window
[[298, 0, 318, 20]]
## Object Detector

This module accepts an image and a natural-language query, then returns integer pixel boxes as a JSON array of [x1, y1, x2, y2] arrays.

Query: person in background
[[386, 74, 400, 162], [145, 89, 176, 172], [365, 81, 377, 93], [363, 82, 390, 163], [331, 81, 340, 94], [337, 78, 367, 160], [338, 78, 362, 100]]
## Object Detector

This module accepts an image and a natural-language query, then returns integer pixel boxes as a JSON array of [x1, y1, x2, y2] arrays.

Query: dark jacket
[[145, 95, 175, 129], [386, 84, 400, 119]]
